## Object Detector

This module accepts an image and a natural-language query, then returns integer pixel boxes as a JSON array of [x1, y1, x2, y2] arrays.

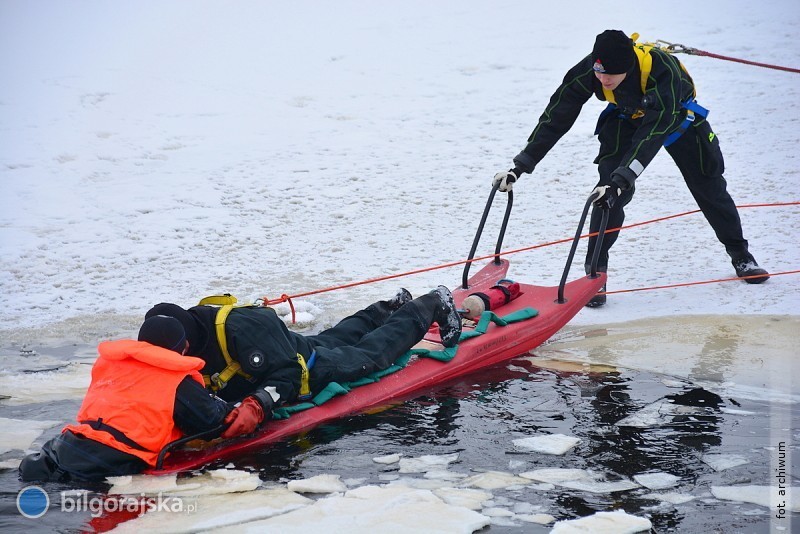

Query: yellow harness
[[601, 33, 696, 121], [198, 294, 311, 398]]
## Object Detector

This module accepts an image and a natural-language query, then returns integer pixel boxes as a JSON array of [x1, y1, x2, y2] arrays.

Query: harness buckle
[[210, 373, 227, 391]]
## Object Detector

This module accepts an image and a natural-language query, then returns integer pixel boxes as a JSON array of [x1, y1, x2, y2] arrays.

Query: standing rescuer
[[493, 29, 769, 307]]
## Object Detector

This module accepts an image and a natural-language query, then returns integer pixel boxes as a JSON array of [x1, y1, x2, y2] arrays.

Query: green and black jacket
[[513, 47, 696, 187]]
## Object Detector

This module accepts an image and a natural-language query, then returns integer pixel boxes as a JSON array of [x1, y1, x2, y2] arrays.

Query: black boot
[[430, 286, 462, 348], [387, 288, 413, 311], [585, 283, 607, 308], [732, 254, 770, 284]]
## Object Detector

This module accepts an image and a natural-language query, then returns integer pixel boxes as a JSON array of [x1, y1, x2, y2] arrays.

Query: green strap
[[270, 307, 538, 419]]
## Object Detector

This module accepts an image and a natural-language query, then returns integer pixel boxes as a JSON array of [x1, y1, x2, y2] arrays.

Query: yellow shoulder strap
[[196, 294, 255, 391]]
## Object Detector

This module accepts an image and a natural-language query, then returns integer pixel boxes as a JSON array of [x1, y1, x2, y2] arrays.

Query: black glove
[[591, 184, 620, 209]]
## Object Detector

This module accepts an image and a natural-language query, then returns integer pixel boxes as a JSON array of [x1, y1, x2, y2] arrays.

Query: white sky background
[[1, 0, 798, 341]]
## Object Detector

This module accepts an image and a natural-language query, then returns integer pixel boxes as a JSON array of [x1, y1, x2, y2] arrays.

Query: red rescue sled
[[149, 189, 609, 474]]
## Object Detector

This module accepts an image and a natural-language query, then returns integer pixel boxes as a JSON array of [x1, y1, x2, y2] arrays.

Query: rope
[[260, 201, 800, 313], [601, 270, 800, 296], [655, 40, 800, 74]]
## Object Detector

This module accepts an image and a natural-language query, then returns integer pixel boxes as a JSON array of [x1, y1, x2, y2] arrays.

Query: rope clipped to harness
[[650, 39, 800, 74]]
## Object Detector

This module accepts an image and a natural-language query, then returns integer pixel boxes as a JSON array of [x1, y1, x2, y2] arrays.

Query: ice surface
[[633, 472, 680, 490], [512, 433, 581, 455], [711, 485, 799, 512], [459, 471, 531, 490], [520, 468, 639, 493], [287, 474, 347, 494], [0, 417, 61, 454], [432, 487, 491, 510], [644, 492, 696, 505], [398, 452, 459, 473], [111, 487, 311, 533], [700, 453, 750, 471], [216, 484, 490, 534], [372, 453, 401, 464], [550, 510, 652, 533]]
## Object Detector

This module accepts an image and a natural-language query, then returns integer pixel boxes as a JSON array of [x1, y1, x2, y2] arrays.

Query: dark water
[[0, 347, 795, 533]]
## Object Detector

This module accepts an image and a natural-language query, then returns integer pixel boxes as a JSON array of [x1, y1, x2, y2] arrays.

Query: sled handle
[[462, 182, 514, 289], [557, 194, 610, 303], [155, 424, 227, 470]]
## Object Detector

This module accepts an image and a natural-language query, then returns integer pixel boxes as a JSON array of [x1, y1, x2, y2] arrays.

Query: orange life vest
[[63, 339, 206, 466]]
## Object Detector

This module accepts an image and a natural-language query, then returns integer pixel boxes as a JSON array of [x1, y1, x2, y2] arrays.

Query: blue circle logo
[[17, 486, 50, 519]]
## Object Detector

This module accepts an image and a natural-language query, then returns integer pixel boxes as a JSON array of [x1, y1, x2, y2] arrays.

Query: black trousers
[[586, 116, 749, 271], [300, 295, 437, 392], [19, 431, 146, 482]]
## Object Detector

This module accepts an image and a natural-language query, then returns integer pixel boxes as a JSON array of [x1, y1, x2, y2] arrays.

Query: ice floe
[[520, 468, 639, 493], [215, 484, 490, 533], [550, 509, 652, 533], [372, 453, 401, 464], [0, 417, 61, 454], [711, 485, 799, 512], [287, 473, 348, 494], [398, 452, 459, 473], [511, 433, 581, 455], [700, 453, 750, 471], [633, 472, 680, 490]]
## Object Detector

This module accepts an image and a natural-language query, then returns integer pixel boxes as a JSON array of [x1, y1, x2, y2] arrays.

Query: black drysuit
[[512, 47, 749, 270], [149, 294, 440, 417]]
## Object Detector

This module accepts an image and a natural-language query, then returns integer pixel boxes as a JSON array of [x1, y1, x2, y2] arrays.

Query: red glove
[[221, 396, 265, 439]]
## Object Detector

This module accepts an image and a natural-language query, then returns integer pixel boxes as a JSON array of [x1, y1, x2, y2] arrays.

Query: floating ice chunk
[[112, 487, 311, 533], [388, 477, 450, 490], [424, 468, 467, 480], [560, 479, 640, 494], [519, 468, 591, 484], [0, 363, 91, 406], [287, 473, 347, 494], [517, 513, 555, 524], [720, 408, 755, 416], [644, 492, 696, 505], [711, 485, 799, 512], [615, 400, 708, 428], [107, 473, 190, 494], [373, 453, 401, 464], [0, 418, 61, 454], [219, 484, 490, 534], [512, 433, 581, 455], [460, 471, 530, 490], [520, 468, 638, 494], [700, 453, 750, 471], [633, 472, 680, 490], [433, 487, 491, 510], [108, 470, 259, 497], [551, 510, 652, 533], [482, 506, 514, 517], [398, 452, 459, 473], [0, 459, 21, 470]]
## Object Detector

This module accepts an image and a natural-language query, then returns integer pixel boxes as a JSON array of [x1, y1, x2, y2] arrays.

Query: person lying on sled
[[19, 316, 257, 482], [142, 286, 462, 434]]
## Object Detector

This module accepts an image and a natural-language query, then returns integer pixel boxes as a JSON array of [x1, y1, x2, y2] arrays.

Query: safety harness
[[198, 294, 312, 398], [598, 33, 708, 146]]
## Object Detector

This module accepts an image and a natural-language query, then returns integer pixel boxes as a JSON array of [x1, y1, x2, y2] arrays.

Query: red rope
[[687, 48, 800, 74], [601, 270, 800, 296], [260, 201, 800, 316]]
